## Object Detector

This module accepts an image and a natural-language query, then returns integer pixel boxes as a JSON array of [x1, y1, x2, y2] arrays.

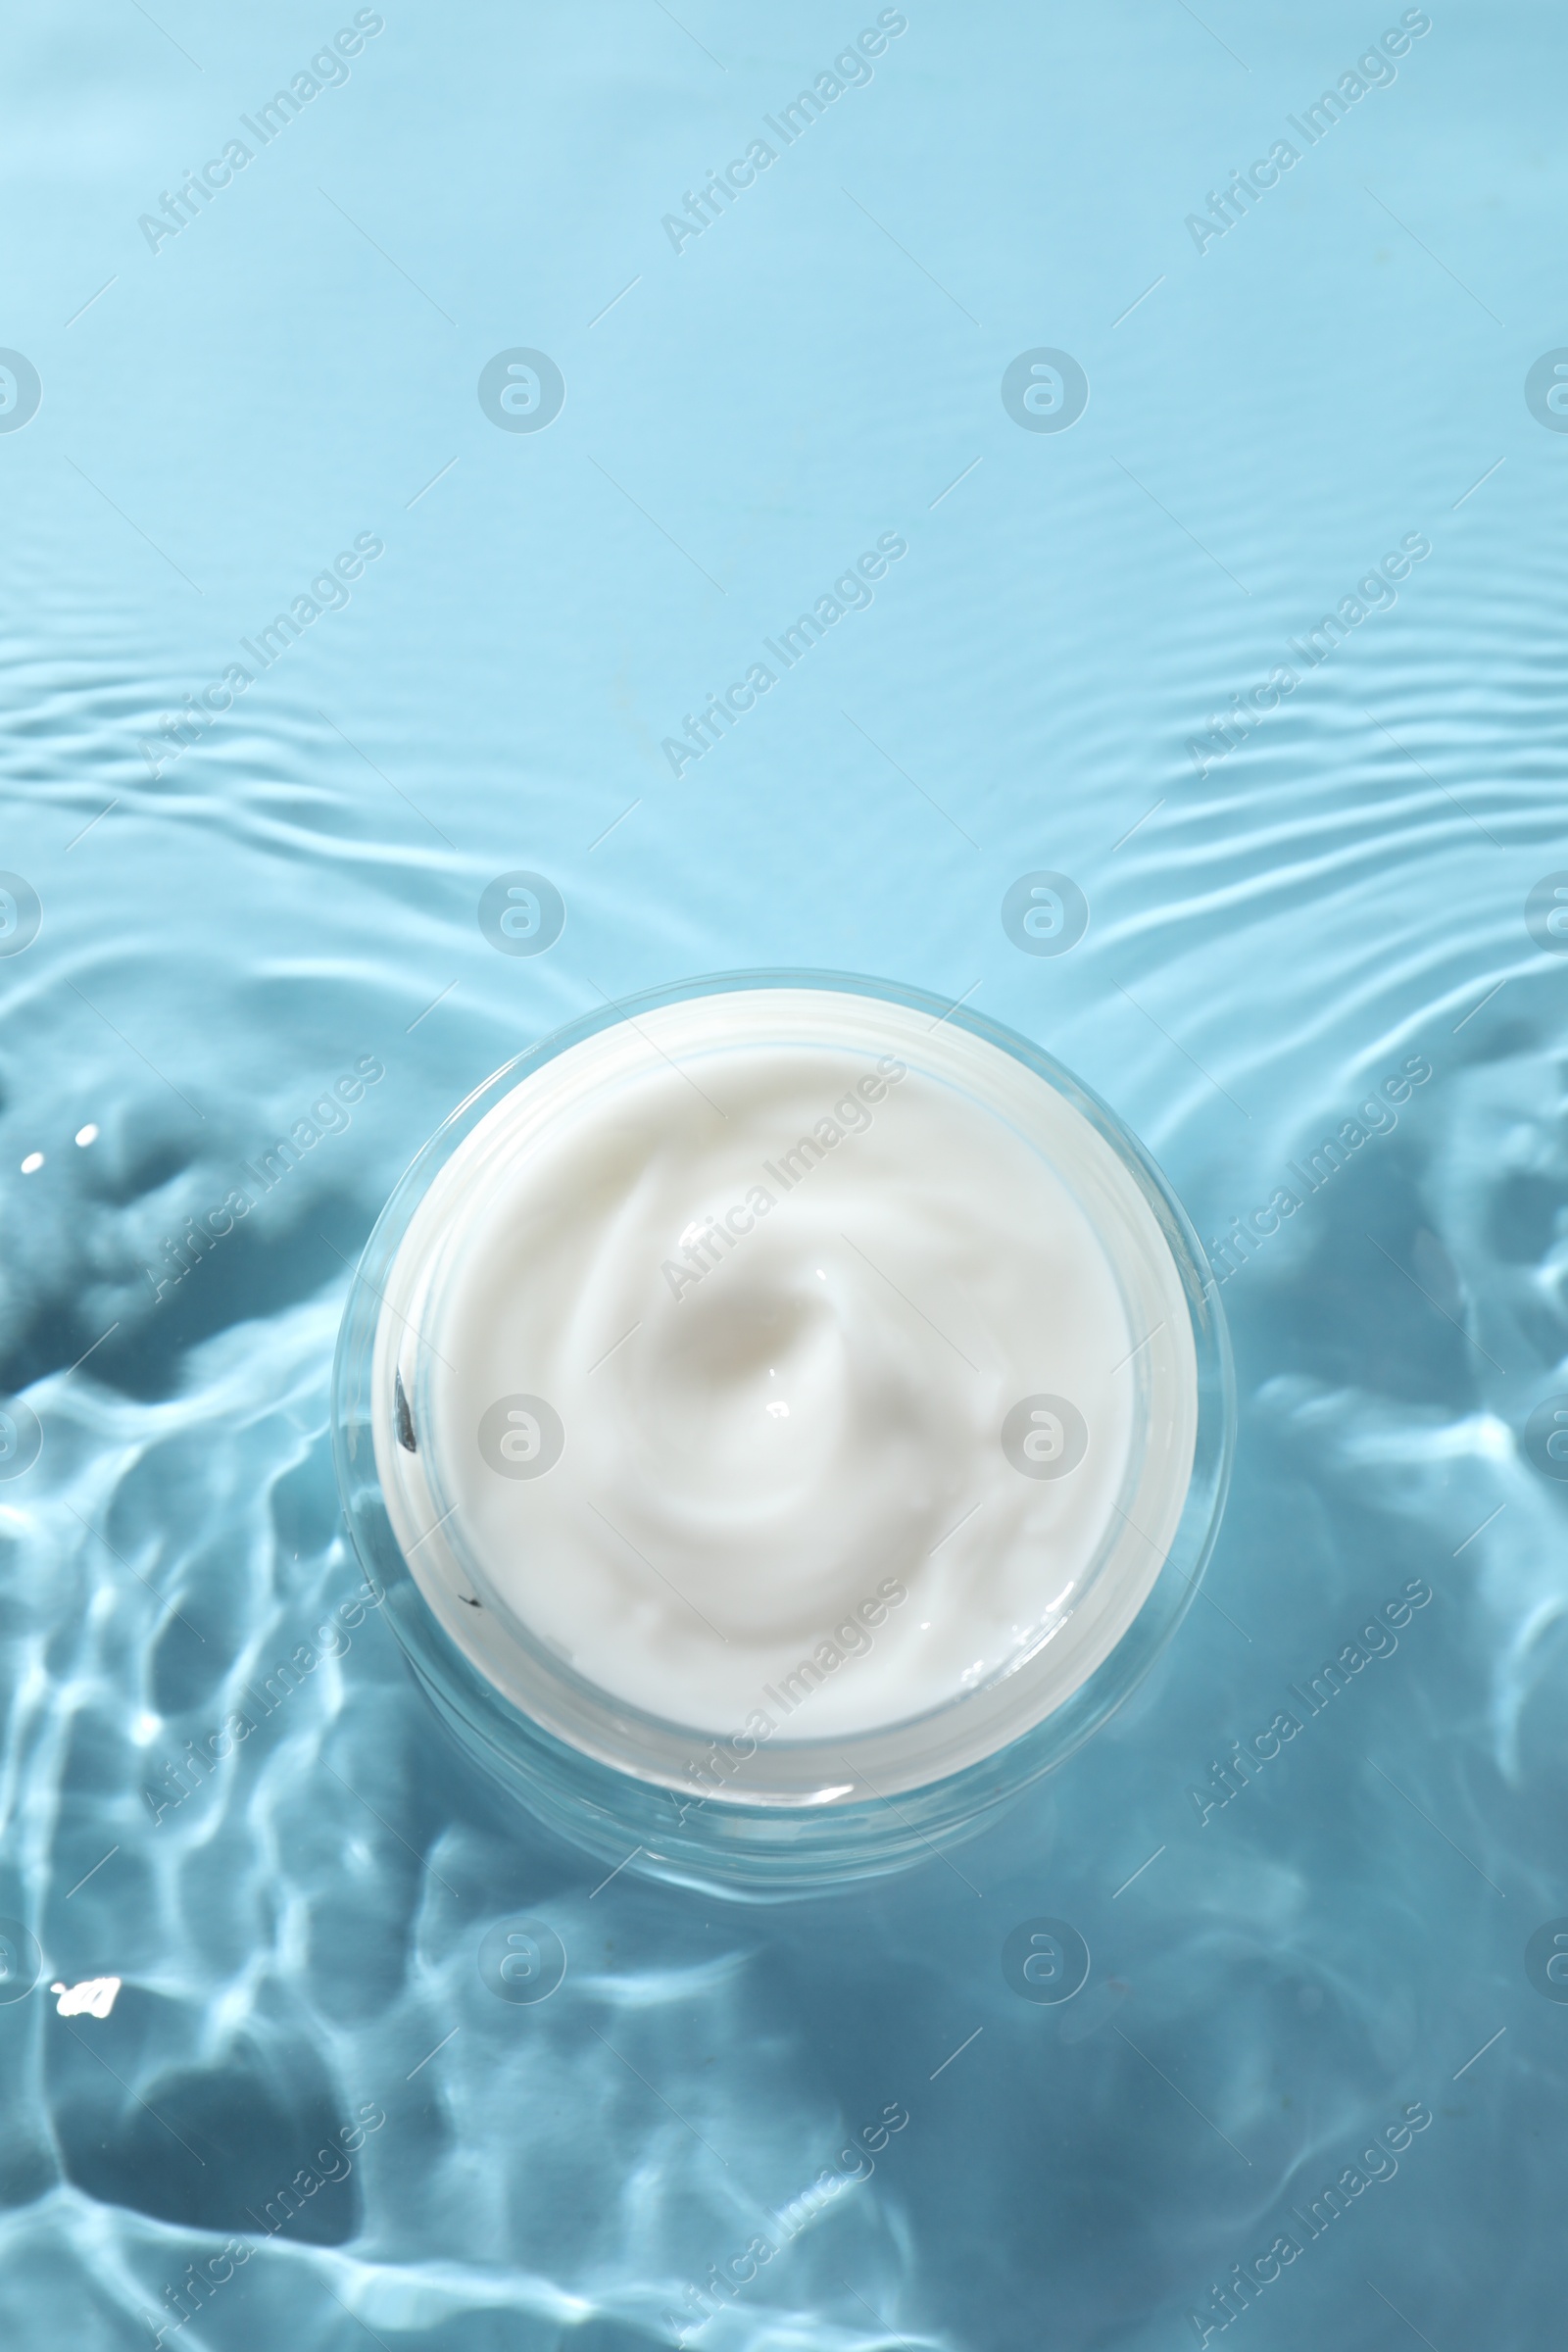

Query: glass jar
[[331, 972, 1233, 1899]]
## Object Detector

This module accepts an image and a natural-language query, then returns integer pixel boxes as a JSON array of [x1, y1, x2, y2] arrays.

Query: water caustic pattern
[[0, 1, 1566, 2345]]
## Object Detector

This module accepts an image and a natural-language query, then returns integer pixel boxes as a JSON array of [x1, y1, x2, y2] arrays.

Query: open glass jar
[[332, 974, 1233, 1898]]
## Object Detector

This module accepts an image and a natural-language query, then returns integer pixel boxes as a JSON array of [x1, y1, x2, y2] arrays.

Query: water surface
[[0, 5, 1562, 2346]]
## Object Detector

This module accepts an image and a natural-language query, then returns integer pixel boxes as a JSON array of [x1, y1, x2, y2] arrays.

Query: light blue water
[[2, 3, 1564, 2344]]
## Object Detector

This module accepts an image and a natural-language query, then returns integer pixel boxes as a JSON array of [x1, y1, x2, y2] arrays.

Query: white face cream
[[371, 989, 1200, 1801]]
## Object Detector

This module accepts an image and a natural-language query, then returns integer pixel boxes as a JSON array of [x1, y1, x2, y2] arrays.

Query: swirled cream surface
[[373, 990, 1199, 1788]]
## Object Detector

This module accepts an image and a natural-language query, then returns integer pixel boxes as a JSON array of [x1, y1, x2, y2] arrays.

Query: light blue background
[[1, 4, 1563, 2346]]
